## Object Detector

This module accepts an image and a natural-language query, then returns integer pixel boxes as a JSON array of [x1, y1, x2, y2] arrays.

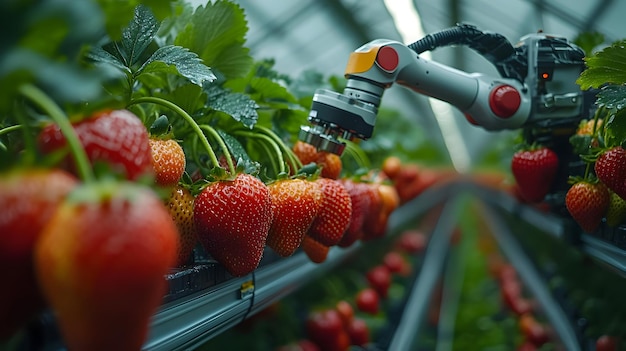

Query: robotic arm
[[299, 24, 588, 155]]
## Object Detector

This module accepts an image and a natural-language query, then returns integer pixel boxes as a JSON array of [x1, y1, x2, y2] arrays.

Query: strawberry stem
[[0, 124, 23, 136], [253, 125, 302, 172], [234, 130, 285, 175], [128, 96, 221, 171], [255, 139, 280, 176], [18, 84, 95, 182], [198, 125, 236, 175], [343, 140, 370, 169]]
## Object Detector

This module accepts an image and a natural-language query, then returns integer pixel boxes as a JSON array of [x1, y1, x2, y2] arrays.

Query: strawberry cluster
[[1, 99, 403, 350], [510, 116, 626, 235]]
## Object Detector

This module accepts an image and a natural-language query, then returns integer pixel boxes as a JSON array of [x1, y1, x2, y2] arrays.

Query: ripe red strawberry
[[0, 168, 77, 337], [166, 185, 198, 266], [35, 181, 179, 351], [606, 190, 626, 227], [307, 178, 352, 246], [302, 235, 330, 264], [149, 138, 186, 187], [595, 146, 626, 200], [337, 179, 371, 247], [38, 109, 153, 180], [194, 173, 272, 276], [565, 180, 609, 233], [511, 146, 559, 203], [366, 265, 392, 298], [266, 178, 323, 257], [293, 141, 342, 179]]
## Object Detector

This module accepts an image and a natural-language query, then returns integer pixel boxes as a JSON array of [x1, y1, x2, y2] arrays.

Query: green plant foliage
[[577, 39, 626, 90], [0, 0, 107, 110], [174, 0, 253, 79]]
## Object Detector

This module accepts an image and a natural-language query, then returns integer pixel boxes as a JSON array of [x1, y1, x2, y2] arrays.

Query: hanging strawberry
[[565, 179, 609, 233], [194, 172, 273, 277], [38, 109, 154, 181], [266, 178, 323, 257], [594, 146, 626, 200], [511, 145, 559, 203]]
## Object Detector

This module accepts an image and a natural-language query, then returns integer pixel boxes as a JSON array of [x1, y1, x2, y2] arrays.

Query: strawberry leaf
[[218, 130, 252, 164], [596, 84, 626, 110], [569, 134, 593, 156], [605, 108, 626, 146], [119, 5, 159, 67], [87, 46, 130, 73], [577, 39, 626, 90], [573, 31, 605, 56], [96, 0, 171, 41], [174, 0, 252, 80], [205, 85, 258, 128], [138, 45, 216, 86]]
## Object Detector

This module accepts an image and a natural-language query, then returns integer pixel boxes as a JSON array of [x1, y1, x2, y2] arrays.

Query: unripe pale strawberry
[[166, 185, 198, 266]]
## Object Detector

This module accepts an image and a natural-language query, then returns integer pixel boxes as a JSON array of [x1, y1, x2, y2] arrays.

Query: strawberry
[[595, 146, 626, 200], [166, 185, 198, 266], [576, 118, 603, 136], [193, 173, 272, 276], [0, 168, 77, 337], [301, 235, 330, 264], [266, 178, 323, 257], [34, 181, 178, 351], [149, 138, 186, 187], [38, 109, 153, 180], [565, 180, 609, 233], [337, 179, 371, 247], [362, 183, 399, 240], [511, 146, 559, 203], [293, 140, 342, 179], [366, 265, 392, 298], [307, 178, 352, 247], [606, 190, 626, 227]]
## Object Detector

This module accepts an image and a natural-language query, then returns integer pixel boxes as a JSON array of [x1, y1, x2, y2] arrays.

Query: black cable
[[408, 23, 527, 82]]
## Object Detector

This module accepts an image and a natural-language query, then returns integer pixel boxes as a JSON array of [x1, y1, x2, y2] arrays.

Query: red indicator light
[[541, 72, 550, 79]]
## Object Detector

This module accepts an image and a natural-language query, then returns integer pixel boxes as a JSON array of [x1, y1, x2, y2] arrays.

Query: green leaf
[[227, 76, 298, 105], [156, 0, 195, 44], [120, 5, 159, 67], [574, 31, 606, 57], [205, 85, 259, 128], [569, 134, 593, 156], [87, 46, 130, 73], [596, 84, 626, 110], [605, 108, 626, 146], [0, 49, 104, 108], [218, 130, 252, 164], [138, 45, 216, 86], [577, 39, 626, 90], [174, 0, 252, 79], [96, 0, 171, 41], [163, 83, 206, 116]]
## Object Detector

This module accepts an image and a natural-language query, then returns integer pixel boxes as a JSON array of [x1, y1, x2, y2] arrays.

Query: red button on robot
[[376, 46, 399, 72], [489, 85, 521, 118]]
